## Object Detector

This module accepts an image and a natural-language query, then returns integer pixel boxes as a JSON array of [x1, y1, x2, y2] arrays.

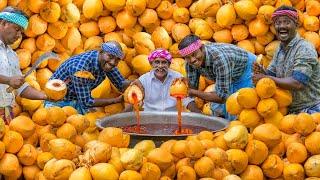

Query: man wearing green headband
[[0, 7, 48, 124]]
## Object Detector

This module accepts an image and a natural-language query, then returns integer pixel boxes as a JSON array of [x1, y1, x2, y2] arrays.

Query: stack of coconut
[[0, 0, 318, 117]]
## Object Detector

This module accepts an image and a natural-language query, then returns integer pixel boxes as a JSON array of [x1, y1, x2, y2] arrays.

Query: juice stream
[[176, 97, 182, 134], [132, 93, 140, 133]]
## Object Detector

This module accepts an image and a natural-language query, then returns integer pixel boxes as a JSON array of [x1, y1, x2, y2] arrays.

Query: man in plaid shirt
[[178, 34, 257, 120], [45, 41, 129, 114]]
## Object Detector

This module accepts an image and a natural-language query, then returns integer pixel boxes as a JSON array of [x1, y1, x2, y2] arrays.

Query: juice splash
[[174, 96, 193, 135], [132, 92, 141, 133]]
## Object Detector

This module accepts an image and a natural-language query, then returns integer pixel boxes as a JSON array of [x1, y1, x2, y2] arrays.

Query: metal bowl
[[96, 111, 229, 147]]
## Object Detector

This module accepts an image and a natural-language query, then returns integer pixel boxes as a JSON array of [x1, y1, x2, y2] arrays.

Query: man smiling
[[45, 41, 130, 114], [125, 49, 200, 112], [178, 35, 256, 120], [253, 5, 320, 114]]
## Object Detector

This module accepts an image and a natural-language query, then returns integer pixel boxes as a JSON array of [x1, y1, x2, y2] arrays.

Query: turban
[[178, 39, 202, 57], [148, 49, 172, 62], [0, 11, 28, 30], [272, 9, 298, 23], [101, 42, 124, 59]]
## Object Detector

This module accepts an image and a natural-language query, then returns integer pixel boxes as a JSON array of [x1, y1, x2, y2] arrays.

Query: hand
[[253, 62, 266, 75], [253, 73, 267, 84], [8, 76, 25, 89], [114, 95, 124, 103], [188, 88, 197, 97]]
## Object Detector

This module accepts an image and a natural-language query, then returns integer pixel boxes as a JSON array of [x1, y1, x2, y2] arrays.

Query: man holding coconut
[[0, 7, 48, 124], [178, 34, 257, 120], [45, 41, 130, 114]]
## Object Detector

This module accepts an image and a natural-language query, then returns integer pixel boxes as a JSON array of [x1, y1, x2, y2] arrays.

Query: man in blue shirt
[[45, 41, 130, 114]]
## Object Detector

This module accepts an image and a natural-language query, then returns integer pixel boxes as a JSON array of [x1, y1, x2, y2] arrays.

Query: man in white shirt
[[0, 7, 47, 124], [125, 49, 201, 112]]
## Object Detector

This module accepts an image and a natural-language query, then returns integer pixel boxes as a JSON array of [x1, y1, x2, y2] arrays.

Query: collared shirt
[[0, 40, 28, 107], [187, 43, 248, 99], [138, 69, 194, 111], [51, 50, 125, 109], [267, 34, 320, 113]]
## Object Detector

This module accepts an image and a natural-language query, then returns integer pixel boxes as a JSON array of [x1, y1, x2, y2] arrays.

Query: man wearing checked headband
[[178, 34, 257, 121], [0, 7, 49, 125], [253, 5, 320, 114]]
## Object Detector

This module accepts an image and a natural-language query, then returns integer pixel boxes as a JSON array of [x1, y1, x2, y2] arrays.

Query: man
[[0, 7, 48, 124], [253, 5, 320, 114], [178, 34, 257, 120], [45, 41, 130, 114], [125, 49, 201, 112]]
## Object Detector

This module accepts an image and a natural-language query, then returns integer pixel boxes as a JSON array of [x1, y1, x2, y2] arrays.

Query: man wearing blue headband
[[44, 41, 130, 114], [0, 7, 48, 124]]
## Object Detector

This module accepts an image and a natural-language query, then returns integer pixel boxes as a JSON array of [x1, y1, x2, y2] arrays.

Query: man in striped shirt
[[45, 41, 130, 114], [178, 34, 257, 120]]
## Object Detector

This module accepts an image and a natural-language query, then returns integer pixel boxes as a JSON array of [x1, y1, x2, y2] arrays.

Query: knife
[[6, 52, 60, 93]]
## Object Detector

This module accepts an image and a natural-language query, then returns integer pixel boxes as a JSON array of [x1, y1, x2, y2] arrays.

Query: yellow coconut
[[124, 84, 144, 104], [120, 149, 144, 171], [225, 92, 243, 115], [304, 132, 320, 155], [237, 88, 260, 109], [257, 5, 276, 24], [245, 139, 268, 165], [43, 158, 76, 180], [272, 88, 293, 107], [69, 167, 92, 180], [239, 109, 261, 128], [20, 38, 36, 53], [0, 153, 21, 177], [27, 0, 45, 13], [231, 24, 249, 41], [171, 23, 191, 43], [257, 31, 275, 45], [118, 170, 142, 180], [176, 165, 196, 180], [133, 32, 155, 55], [140, 162, 161, 180], [293, 112, 316, 136], [303, 15, 319, 32], [225, 149, 248, 174], [261, 154, 284, 178], [147, 148, 174, 171], [256, 78, 277, 99], [16, 48, 31, 70], [249, 18, 269, 37], [257, 98, 278, 118], [49, 138, 78, 160], [213, 29, 233, 43], [98, 127, 130, 148], [61, 27, 82, 51], [160, 139, 177, 151], [223, 125, 248, 149], [23, 165, 41, 180], [37, 152, 54, 170], [46, 106, 67, 127], [90, 163, 119, 180], [44, 79, 67, 101], [133, 140, 155, 157], [39, 2, 61, 23], [66, 114, 90, 134], [156, 1, 173, 20], [234, 0, 258, 20], [17, 144, 38, 166], [283, 163, 305, 180], [184, 139, 205, 160], [204, 148, 227, 168], [102, 0, 125, 11], [170, 140, 187, 159], [286, 142, 308, 164], [36, 68, 53, 89], [138, 9, 158, 29], [56, 123, 77, 140], [20, 98, 41, 112], [9, 115, 35, 138], [98, 16, 116, 34], [304, 155, 320, 177], [223, 175, 242, 180], [60, 3, 80, 23], [31, 108, 48, 126], [306, 0, 320, 16], [79, 21, 100, 38], [169, 78, 188, 97], [104, 103, 125, 115], [2, 130, 23, 154], [304, 31, 320, 49], [151, 27, 172, 49], [194, 156, 214, 178], [131, 54, 152, 75], [216, 3, 236, 28], [237, 40, 255, 54], [279, 114, 296, 134], [82, 0, 103, 19], [116, 9, 137, 29], [253, 123, 282, 148], [0, 141, 5, 159], [26, 14, 48, 36]]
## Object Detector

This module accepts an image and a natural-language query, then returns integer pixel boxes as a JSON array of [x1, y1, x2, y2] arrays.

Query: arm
[[189, 89, 224, 103], [106, 68, 126, 92], [20, 86, 48, 100], [255, 74, 304, 90], [186, 101, 202, 113]]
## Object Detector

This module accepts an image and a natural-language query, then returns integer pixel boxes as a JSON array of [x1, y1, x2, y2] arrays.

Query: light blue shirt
[[139, 69, 194, 111]]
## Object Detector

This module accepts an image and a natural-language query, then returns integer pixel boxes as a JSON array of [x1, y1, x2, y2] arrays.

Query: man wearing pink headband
[[178, 34, 257, 120], [254, 5, 320, 114], [124, 49, 200, 112]]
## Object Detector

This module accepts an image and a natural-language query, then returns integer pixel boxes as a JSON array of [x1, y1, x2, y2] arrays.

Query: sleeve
[[292, 44, 318, 86], [106, 67, 125, 92], [266, 50, 279, 77], [71, 76, 95, 107], [214, 59, 232, 100], [182, 96, 195, 107], [186, 63, 200, 89]]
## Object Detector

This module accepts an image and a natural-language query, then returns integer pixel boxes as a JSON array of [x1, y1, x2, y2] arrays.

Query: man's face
[[274, 16, 297, 44], [184, 48, 204, 69], [2, 22, 22, 45], [151, 58, 170, 80], [99, 52, 121, 72]]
